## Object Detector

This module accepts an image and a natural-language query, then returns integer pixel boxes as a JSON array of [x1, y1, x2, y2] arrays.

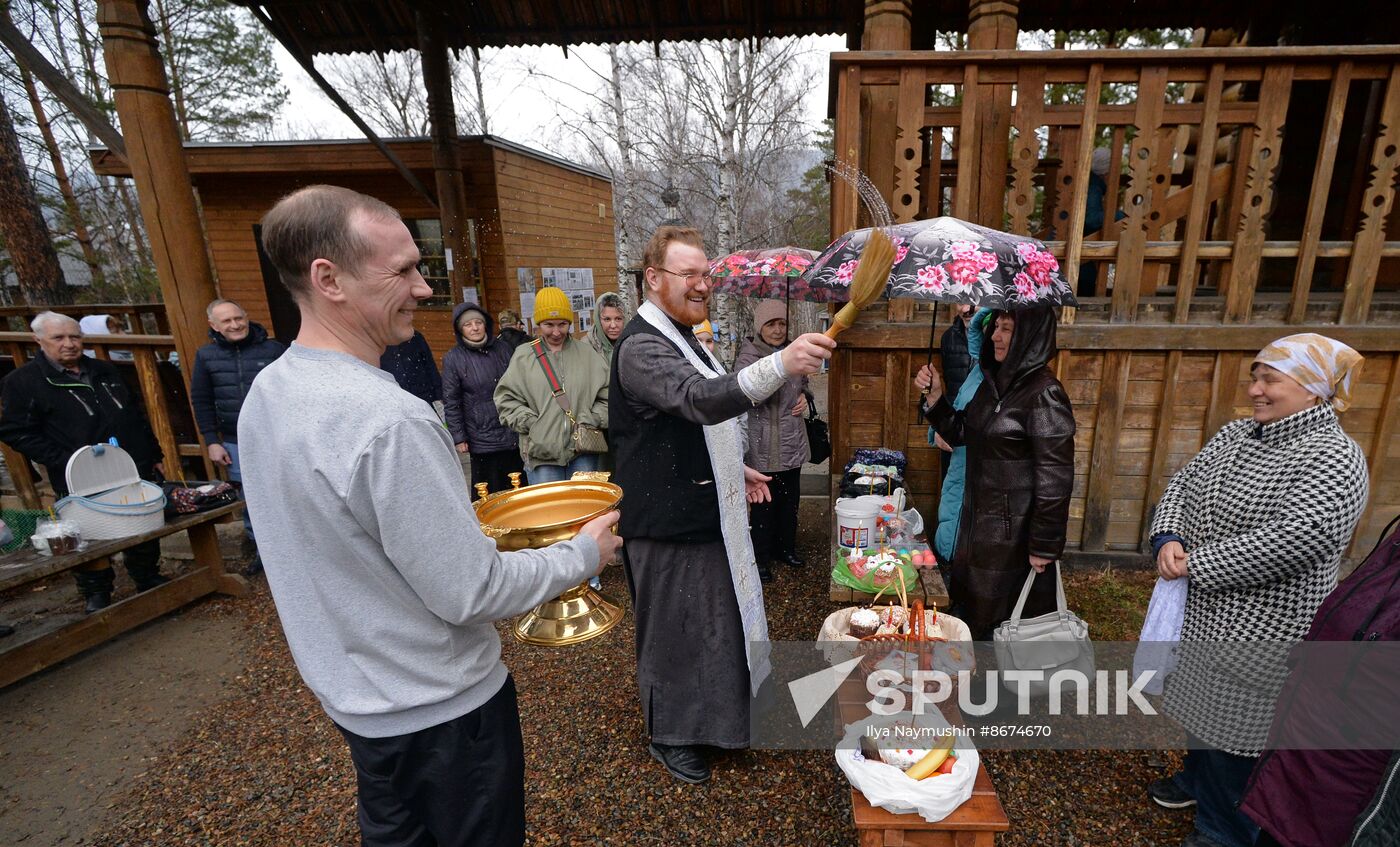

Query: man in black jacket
[[190, 299, 285, 573], [0, 312, 169, 612]]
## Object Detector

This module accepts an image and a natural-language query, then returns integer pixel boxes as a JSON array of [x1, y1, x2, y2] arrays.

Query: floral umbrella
[[803, 217, 1077, 309], [708, 247, 842, 302]]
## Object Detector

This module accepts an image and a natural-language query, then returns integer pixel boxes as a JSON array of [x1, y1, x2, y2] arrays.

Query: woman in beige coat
[[735, 300, 810, 582]]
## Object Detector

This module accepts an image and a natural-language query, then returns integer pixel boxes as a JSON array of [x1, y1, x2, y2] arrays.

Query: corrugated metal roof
[[234, 0, 861, 56], [230, 1, 1373, 57]]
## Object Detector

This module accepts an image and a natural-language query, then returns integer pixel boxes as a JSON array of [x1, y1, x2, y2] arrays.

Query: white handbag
[[992, 561, 1094, 697]]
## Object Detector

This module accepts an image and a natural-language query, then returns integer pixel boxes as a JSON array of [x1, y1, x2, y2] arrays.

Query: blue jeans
[[1174, 740, 1261, 847], [525, 454, 601, 485], [527, 454, 604, 588], [224, 441, 254, 544]]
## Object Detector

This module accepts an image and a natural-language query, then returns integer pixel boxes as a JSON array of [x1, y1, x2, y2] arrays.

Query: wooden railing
[[0, 303, 169, 336], [0, 331, 214, 508], [828, 46, 1400, 559], [832, 46, 1400, 324]]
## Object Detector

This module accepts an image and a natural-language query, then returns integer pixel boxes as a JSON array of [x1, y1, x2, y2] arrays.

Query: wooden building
[[91, 137, 617, 355], [826, 41, 1400, 559]]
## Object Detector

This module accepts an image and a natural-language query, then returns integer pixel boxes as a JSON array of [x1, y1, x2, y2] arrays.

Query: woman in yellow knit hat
[[493, 286, 610, 489], [692, 319, 715, 354]]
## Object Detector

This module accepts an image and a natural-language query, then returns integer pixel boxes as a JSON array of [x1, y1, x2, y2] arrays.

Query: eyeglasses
[[657, 267, 713, 284]]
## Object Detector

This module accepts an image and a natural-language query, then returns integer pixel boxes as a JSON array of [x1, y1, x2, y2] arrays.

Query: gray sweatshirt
[[238, 343, 598, 738]]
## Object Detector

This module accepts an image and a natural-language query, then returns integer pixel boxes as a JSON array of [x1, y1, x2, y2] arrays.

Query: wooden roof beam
[[246, 3, 438, 209]]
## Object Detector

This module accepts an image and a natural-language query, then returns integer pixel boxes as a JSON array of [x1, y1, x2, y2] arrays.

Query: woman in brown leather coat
[[914, 306, 1075, 638]]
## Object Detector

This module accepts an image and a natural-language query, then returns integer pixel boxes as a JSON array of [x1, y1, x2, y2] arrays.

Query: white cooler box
[[55, 443, 166, 539]]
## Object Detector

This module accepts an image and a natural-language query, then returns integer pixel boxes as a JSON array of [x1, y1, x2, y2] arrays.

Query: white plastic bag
[[1132, 576, 1188, 695], [835, 711, 980, 823]]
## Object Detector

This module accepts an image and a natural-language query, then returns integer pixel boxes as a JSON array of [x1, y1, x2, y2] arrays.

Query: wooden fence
[[0, 303, 169, 336], [829, 46, 1400, 559]]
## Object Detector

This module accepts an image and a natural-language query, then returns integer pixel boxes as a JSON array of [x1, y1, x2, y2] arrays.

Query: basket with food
[[836, 710, 980, 823]]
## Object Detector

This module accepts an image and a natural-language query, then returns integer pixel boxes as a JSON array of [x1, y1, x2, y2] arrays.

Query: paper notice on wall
[[542, 267, 594, 293], [571, 291, 596, 332], [517, 267, 537, 295], [519, 292, 535, 329]]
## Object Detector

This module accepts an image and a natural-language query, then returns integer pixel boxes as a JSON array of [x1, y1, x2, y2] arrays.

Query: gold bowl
[[474, 478, 622, 551], [473, 476, 625, 646]]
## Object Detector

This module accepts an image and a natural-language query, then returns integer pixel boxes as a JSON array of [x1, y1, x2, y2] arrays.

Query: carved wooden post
[[966, 0, 1018, 228], [95, 0, 214, 382], [860, 0, 912, 209], [418, 13, 481, 311]]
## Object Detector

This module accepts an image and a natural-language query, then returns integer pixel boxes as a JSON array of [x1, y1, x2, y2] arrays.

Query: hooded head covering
[[587, 291, 625, 360], [1253, 333, 1364, 411], [753, 300, 787, 337], [980, 305, 1058, 396], [452, 301, 494, 350], [79, 314, 119, 335], [1091, 147, 1113, 177], [498, 309, 521, 329]]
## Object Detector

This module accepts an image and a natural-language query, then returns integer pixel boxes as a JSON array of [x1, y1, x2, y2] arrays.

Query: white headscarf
[[1254, 333, 1364, 411]]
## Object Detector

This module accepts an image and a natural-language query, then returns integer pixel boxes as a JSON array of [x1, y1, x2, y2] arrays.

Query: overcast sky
[[270, 36, 848, 162]]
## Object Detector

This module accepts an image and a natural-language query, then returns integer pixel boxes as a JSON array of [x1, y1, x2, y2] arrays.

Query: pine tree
[[149, 0, 287, 140], [0, 88, 71, 305]]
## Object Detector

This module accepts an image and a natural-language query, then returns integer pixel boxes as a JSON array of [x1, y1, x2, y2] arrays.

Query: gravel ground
[[89, 501, 1196, 846]]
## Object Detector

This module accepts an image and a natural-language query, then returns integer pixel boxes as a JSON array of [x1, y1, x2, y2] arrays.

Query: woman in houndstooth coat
[[1146, 334, 1370, 847]]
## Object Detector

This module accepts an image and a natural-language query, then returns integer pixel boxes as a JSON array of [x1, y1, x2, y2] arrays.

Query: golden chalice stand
[[474, 472, 624, 646]]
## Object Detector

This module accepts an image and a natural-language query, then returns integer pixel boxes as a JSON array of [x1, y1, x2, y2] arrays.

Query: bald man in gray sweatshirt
[[240, 185, 620, 847]]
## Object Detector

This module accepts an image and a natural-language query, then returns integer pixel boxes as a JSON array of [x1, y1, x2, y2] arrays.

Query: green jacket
[[493, 336, 609, 470]]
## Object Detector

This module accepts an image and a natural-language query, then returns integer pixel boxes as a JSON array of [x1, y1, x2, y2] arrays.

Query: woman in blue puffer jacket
[[929, 308, 992, 580]]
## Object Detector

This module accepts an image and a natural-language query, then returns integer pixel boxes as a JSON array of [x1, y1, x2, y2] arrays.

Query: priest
[[611, 226, 835, 783]]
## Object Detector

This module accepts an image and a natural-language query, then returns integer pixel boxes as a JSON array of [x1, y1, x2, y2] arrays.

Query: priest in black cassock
[[610, 226, 835, 784]]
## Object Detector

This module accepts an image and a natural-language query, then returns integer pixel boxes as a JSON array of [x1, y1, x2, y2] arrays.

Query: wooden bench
[[0, 501, 247, 688]]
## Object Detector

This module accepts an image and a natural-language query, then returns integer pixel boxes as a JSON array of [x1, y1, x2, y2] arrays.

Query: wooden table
[[836, 658, 1010, 845], [0, 502, 248, 688]]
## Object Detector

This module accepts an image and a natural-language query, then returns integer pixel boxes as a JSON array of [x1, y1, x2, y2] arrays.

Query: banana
[[904, 733, 956, 780]]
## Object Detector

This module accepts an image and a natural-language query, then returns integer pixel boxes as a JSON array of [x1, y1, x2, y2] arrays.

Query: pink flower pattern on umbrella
[[835, 259, 859, 284], [1014, 271, 1038, 300], [803, 216, 1076, 308], [917, 265, 947, 291]]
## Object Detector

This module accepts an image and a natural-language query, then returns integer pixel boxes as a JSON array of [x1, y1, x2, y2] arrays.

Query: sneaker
[[1148, 776, 1196, 810]]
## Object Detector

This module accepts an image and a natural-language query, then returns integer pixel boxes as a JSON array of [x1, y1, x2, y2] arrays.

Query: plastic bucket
[[835, 498, 880, 550]]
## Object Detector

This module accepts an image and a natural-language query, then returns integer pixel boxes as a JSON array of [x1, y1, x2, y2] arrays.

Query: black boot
[[780, 552, 805, 568], [74, 567, 116, 614], [649, 742, 711, 784], [757, 563, 774, 583], [243, 554, 263, 577], [0, 622, 14, 638], [134, 574, 170, 592], [123, 540, 166, 591]]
